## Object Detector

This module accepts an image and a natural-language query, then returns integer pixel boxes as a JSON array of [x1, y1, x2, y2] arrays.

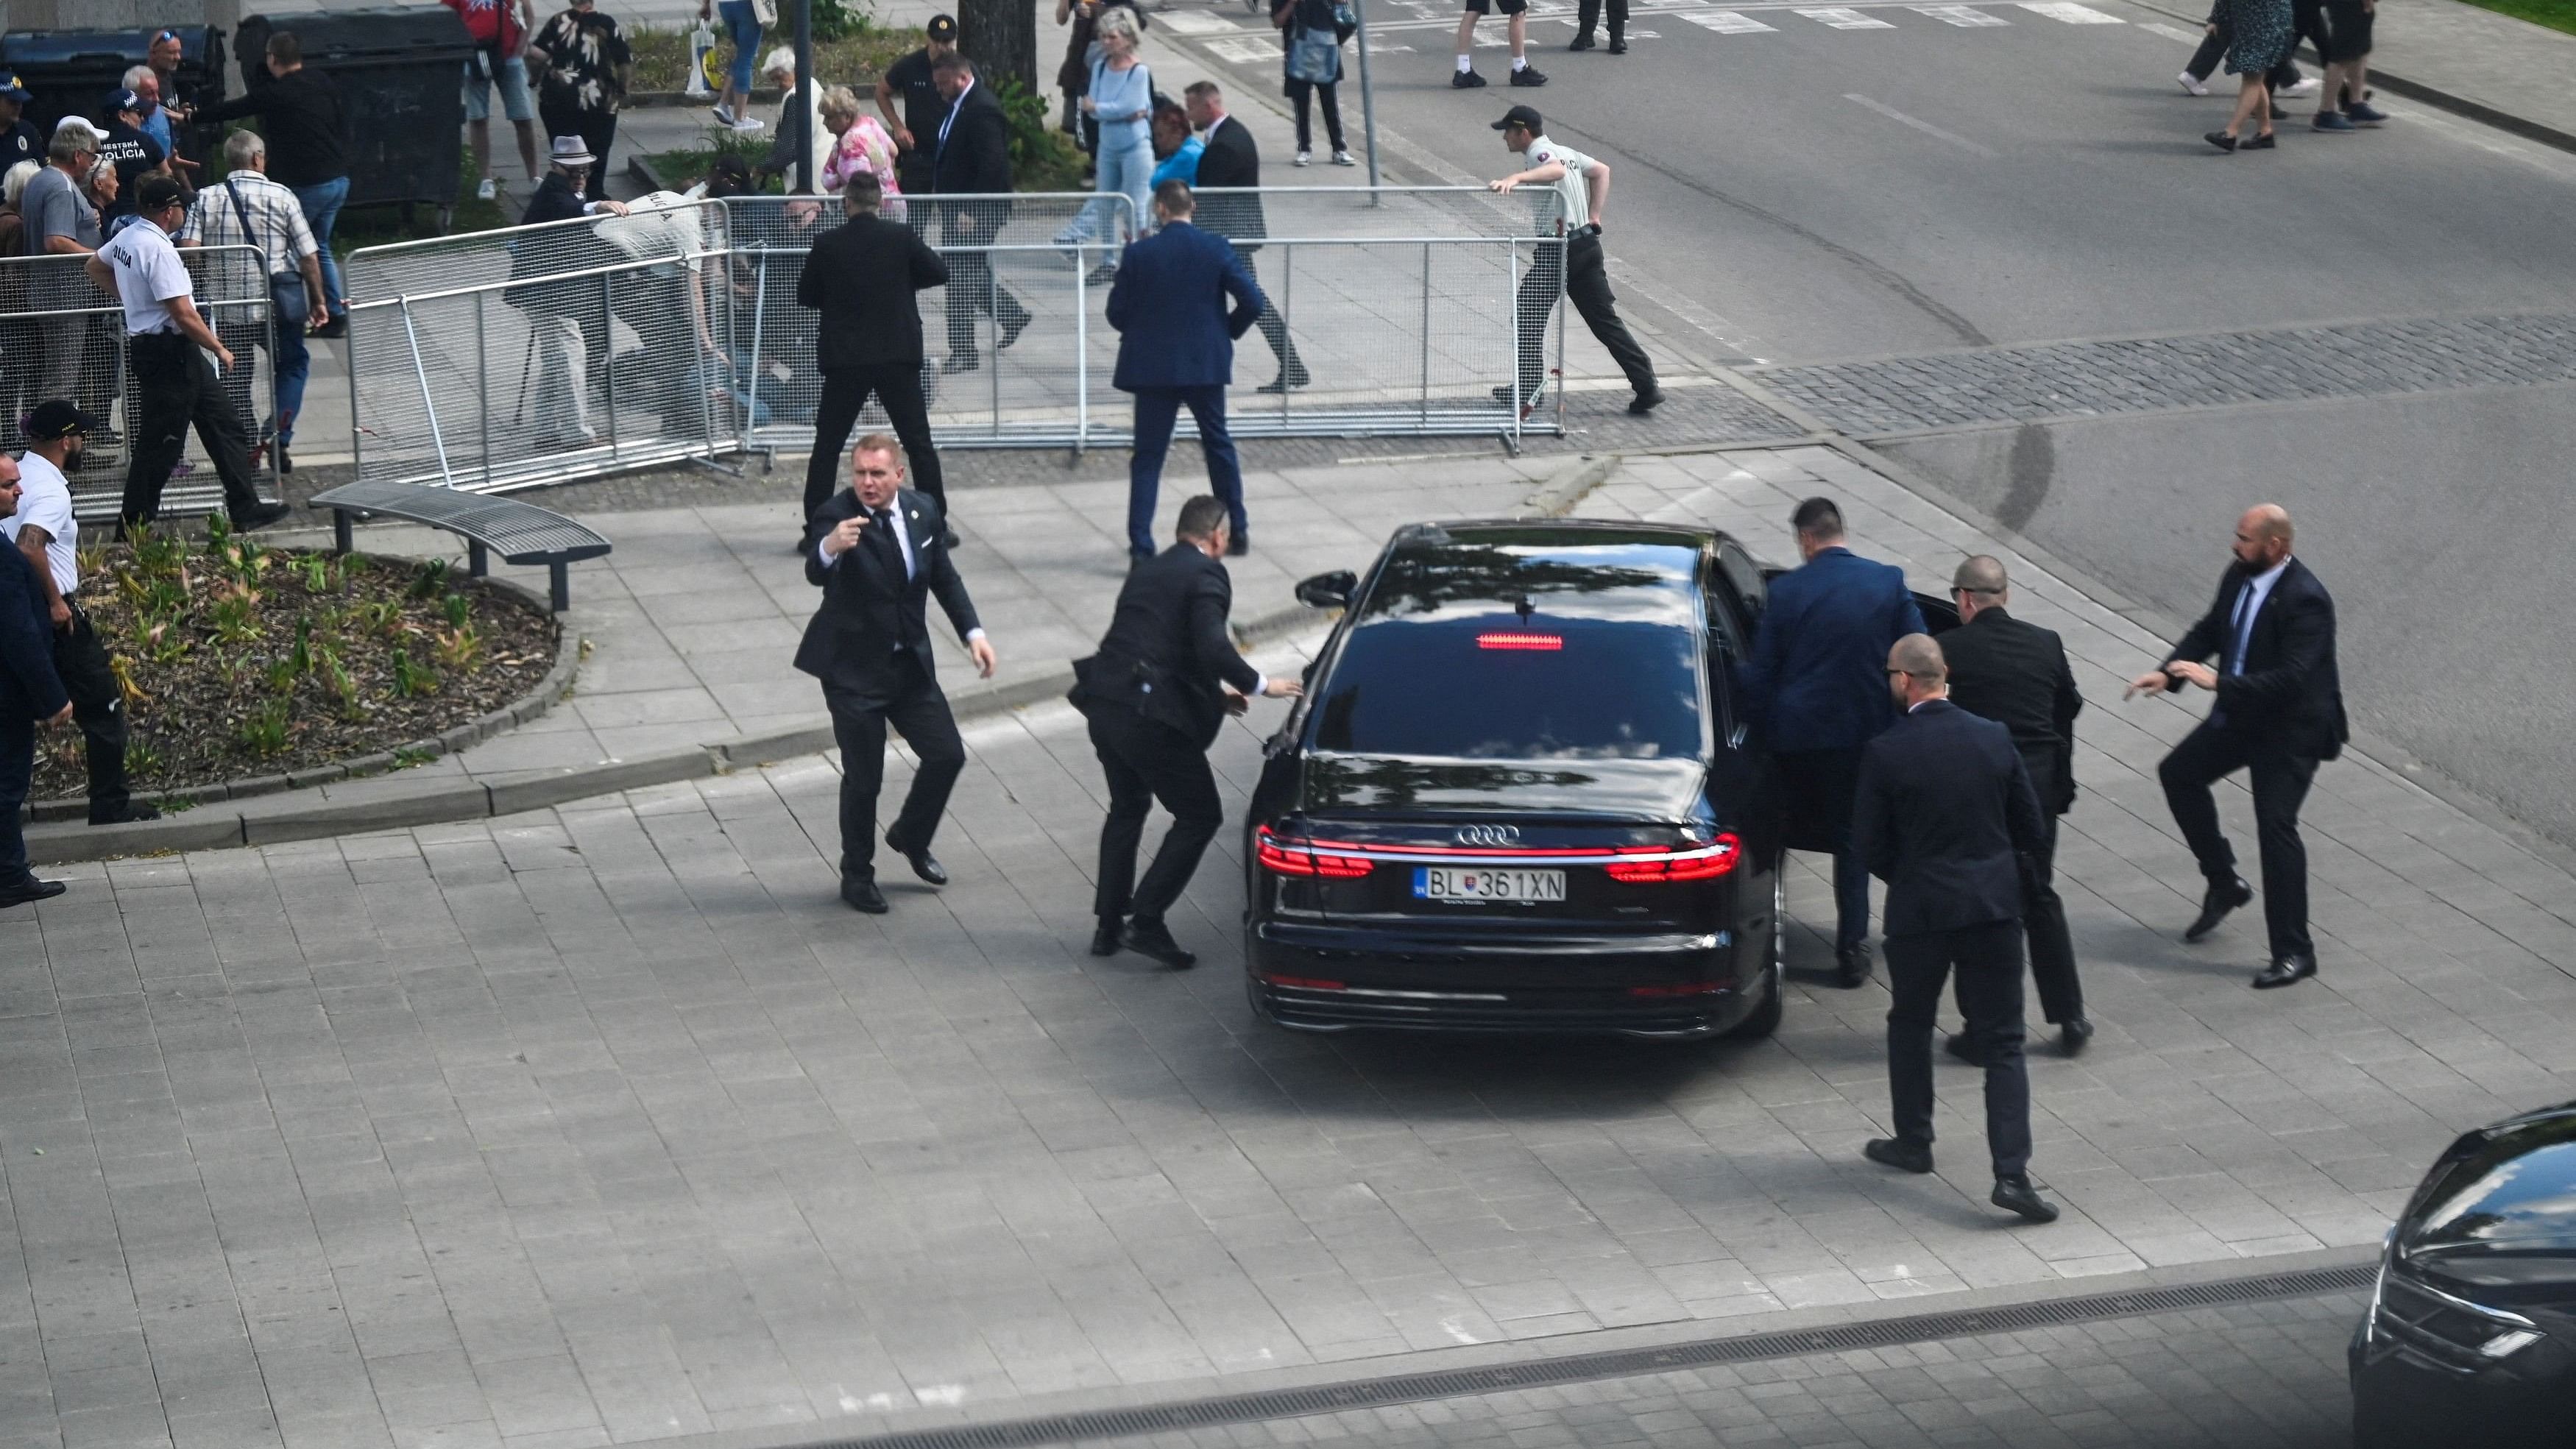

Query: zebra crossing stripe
[[1796, 7, 1899, 27], [1912, 4, 2012, 24], [2017, 1, 2126, 21], [1682, 9, 1780, 31]]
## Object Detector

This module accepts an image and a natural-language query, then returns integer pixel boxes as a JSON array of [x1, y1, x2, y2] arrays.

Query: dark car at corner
[[2352, 1099, 2576, 1448], [1240, 520, 1800, 1041]]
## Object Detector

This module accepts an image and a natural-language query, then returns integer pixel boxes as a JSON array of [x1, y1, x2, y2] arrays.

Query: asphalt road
[[1158, 0, 2576, 851]]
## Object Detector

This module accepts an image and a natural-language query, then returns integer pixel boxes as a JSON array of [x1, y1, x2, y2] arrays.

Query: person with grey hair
[[177, 129, 328, 472], [797, 168, 949, 540], [1939, 555, 2090, 1058], [21, 129, 111, 432]]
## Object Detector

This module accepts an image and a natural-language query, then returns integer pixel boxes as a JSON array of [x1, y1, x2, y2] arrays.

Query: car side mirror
[[1295, 570, 1357, 609]]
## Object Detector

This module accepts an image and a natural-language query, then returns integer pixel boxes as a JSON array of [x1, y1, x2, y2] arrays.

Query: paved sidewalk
[[6, 439, 2572, 1449]]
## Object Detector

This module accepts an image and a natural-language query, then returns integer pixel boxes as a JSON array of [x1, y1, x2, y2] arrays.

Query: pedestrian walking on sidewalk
[[877, 13, 958, 198], [1568, 0, 1630, 54], [2, 402, 158, 827], [798, 171, 947, 542], [1060, 6, 1153, 280], [1108, 181, 1263, 567], [2201, 0, 2290, 152], [2178, 0, 2313, 96], [526, 0, 631, 203], [1072, 494, 1302, 970], [1452, 0, 1546, 89], [795, 433, 997, 916], [1273, 0, 1354, 166], [1938, 556, 2089, 1060], [1186, 82, 1306, 392], [929, 54, 1030, 373], [1738, 497, 1926, 989], [2314, 0, 2388, 131], [176, 130, 328, 476], [1855, 633, 2061, 1226], [1485, 104, 1660, 418], [698, 0, 768, 132], [87, 177, 287, 534], [2125, 503, 2345, 991], [197, 32, 355, 333], [448, 0, 543, 197], [0, 453, 73, 911]]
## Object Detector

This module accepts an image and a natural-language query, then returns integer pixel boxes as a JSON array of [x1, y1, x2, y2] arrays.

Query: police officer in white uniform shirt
[[1484, 103, 1660, 419], [1, 401, 157, 825]]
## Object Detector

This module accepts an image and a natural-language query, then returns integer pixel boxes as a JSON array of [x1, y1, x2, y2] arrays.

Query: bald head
[[1892, 634, 1945, 681], [2232, 504, 2294, 570]]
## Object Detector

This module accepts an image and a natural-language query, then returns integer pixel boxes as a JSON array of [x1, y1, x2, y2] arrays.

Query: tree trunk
[[958, 0, 1039, 95]]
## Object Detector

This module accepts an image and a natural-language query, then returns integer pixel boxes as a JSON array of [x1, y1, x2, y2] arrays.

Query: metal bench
[[306, 481, 612, 612]]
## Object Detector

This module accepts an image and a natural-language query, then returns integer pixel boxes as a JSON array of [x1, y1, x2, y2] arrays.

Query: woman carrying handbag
[[1273, 0, 1355, 166]]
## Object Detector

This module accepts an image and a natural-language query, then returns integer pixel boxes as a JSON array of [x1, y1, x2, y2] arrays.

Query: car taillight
[[1604, 832, 1740, 883], [1476, 632, 1563, 651], [1256, 825, 1373, 879]]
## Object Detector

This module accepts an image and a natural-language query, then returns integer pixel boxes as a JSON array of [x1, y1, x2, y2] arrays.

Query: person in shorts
[[2313, 0, 2389, 132], [449, 0, 541, 198], [1451, 0, 1546, 91]]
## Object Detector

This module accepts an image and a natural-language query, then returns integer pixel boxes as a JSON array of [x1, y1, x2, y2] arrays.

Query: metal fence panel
[[0, 244, 281, 522]]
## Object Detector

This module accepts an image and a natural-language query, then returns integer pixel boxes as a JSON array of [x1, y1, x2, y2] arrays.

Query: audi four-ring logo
[[1454, 824, 1522, 846]]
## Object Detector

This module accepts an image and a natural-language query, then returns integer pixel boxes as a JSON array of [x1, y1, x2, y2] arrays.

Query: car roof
[[1392, 519, 1727, 550], [1358, 521, 1719, 628]]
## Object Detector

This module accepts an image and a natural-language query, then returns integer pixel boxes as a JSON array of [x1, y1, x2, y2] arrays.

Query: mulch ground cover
[[32, 520, 559, 804]]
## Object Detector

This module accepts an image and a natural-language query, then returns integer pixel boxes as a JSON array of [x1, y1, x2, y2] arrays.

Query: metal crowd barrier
[[0, 244, 282, 521]]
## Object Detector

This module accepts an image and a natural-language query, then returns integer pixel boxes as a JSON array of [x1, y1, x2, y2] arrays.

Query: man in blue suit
[[1106, 180, 1265, 567], [0, 456, 74, 909], [1741, 497, 1926, 988]]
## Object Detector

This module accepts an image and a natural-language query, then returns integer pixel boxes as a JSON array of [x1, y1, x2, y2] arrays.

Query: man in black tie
[[1939, 556, 2090, 1058], [1069, 495, 1299, 968], [927, 53, 1029, 374], [797, 171, 949, 541], [794, 433, 998, 914], [2127, 504, 2346, 990], [1184, 82, 1306, 394], [1855, 634, 2059, 1225]]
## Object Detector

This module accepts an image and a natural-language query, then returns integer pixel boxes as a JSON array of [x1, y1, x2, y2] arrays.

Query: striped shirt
[[177, 170, 318, 275]]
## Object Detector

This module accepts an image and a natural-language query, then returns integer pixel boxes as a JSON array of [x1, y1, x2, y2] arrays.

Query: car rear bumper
[[2350, 1317, 2574, 1446], [1246, 918, 1752, 1037]]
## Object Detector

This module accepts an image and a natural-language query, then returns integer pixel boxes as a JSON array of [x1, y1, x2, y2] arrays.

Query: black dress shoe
[[1089, 918, 1124, 957], [1628, 388, 1665, 415], [1992, 1174, 2060, 1223], [1834, 943, 1871, 989], [1567, 32, 1595, 49], [233, 502, 292, 531], [1225, 530, 1248, 557], [2242, 131, 2276, 149], [2206, 130, 2239, 152], [311, 314, 348, 339], [1124, 918, 1196, 969], [1607, 35, 1629, 53], [884, 832, 947, 886], [1509, 65, 1549, 87], [1864, 1137, 1933, 1174], [941, 529, 961, 550], [1945, 1031, 1986, 1067], [89, 802, 162, 826], [941, 352, 982, 374], [0, 876, 68, 909], [1254, 371, 1311, 394], [2252, 952, 2318, 990], [999, 316, 1029, 351], [2183, 874, 2253, 941], [840, 878, 889, 914], [2059, 1018, 2095, 1056]]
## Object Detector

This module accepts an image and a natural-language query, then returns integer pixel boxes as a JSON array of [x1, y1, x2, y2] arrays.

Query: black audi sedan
[[2352, 1100, 2576, 1448], [1240, 520, 1794, 1040]]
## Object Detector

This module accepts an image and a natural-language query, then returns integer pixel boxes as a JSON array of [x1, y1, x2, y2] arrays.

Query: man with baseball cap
[[876, 13, 958, 196], [0, 77, 40, 174], [1485, 104, 1660, 420], [4, 401, 158, 826], [98, 88, 171, 227]]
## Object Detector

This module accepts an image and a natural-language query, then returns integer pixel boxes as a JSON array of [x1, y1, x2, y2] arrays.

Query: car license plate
[[1413, 867, 1565, 903]]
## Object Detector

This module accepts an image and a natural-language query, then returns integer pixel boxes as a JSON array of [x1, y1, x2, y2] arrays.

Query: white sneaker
[[1294, 149, 1312, 166], [2178, 71, 2209, 96], [712, 102, 735, 126], [1332, 149, 1356, 166], [729, 116, 766, 132], [475, 177, 498, 201], [2279, 76, 2321, 96]]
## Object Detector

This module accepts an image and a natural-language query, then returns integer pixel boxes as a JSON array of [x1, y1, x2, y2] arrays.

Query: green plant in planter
[[409, 558, 451, 600], [442, 592, 471, 629], [237, 698, 291, 756], [391, 645, 440, 698], [138, 614, 188, 666], [265, 657, 297, 694], [127, 524, 188, 578], [356, 599, 406, 637], [326, 655, 366, 722], [433, 625, 482, 670], [300, 554, 335, 594], [209, 593, 261, 644], [289, 617, 314, 677], [125, 734, 163, 779]]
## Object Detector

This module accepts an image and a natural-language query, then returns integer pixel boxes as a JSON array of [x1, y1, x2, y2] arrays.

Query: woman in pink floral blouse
[[818, 85, 902, 219]]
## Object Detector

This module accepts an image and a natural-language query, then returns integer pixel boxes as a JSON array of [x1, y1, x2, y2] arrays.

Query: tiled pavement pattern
[[7, 442, 2572, 1449], [1748, 313, 2576, 436], [1105, 1292, 2364, 1448]]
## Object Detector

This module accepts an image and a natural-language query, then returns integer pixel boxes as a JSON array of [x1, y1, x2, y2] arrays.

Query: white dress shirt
[[818, 502, 986, 644]]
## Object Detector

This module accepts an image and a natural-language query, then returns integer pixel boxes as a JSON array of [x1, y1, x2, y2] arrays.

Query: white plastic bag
[[685, 24, 718, 98]]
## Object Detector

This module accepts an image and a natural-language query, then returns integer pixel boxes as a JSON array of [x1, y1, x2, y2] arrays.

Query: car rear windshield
[[1309, 537, 1705, 760]]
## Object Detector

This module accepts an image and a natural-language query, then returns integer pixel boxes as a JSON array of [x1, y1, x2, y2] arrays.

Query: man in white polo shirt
[[84, 174, 287, 534], [1484, 103, 1660, 422], [2, 401, 157, 826]]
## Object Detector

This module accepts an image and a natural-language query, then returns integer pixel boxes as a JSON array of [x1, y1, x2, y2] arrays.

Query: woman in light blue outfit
[[1061, 5, 1151, 283]]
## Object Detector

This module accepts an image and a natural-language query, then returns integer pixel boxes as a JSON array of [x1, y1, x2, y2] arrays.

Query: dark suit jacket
[[1853, 700, 2047, 938], [0, 542, 67, 723], [1105, 221, 1264, 392], [521, 172, 590, 227], [1740, 547, 1928, 753], [1942, 606, 2082, 815], [798, 212, 947, 369], [1192, 115, 1265, 244], [793, 487, 981, 698], [1071, 542, 1263, 748], [930, 79, 1013, 233], [2164, 556, 2348, 761]]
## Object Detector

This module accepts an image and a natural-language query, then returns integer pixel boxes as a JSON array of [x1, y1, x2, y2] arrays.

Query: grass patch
[[627, 21, 925, 94], [2460, 0, 2576, 32]]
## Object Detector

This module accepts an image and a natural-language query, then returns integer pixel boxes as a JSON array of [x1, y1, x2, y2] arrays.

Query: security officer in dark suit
[[1070, 495, 1300, 968], [1855, 634, 2058, 1225], [797, 170, 949, 534], [1939, 556, 2090, 1059], [0, 454, 73, 910], [1183, 81, 1305, 393], [2127, 503, 2346, 990], [927, 53, 1029, 372], [795, 433, 998, 915]]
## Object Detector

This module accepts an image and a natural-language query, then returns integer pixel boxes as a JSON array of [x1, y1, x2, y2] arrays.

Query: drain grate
[[796, 1261, 2375, 1449]]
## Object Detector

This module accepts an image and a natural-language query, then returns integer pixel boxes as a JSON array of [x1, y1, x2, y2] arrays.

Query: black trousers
[[2023, 812, 2083, 1024], [53, 604, 132, 821], [1515, 232, 1657, 402], [540, 102, 617, 202], [823, 656, 966, 884], [943, 244, 1029, 359], [1231, 244, 1305, 384], [2158, 720, 2318, 961], [1286, 80, 1345, 153], [804, 364, 944, 522], [1575, 0, 1629, 40], [121, 333, 266, 528], [1086, 708, 1223, 927], [1887, 920, 2032, 1179]]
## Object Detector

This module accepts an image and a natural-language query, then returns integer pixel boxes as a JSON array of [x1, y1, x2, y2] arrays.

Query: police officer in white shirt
[[83, 174, 289, 534], [2, 401, 157, 826], [1484, 104, 1661, 420]]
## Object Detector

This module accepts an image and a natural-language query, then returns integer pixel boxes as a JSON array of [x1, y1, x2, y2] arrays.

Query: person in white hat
[[523, 132, 626, 225], [512, 135, 626, 450]]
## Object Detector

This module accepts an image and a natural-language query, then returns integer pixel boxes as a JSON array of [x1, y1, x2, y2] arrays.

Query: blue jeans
[[272, 282, 311, 442], [0, 709, 31, 884], [1065, 134, 1151, 251], [292, 176, 350, 319], [718, 0, 763, 93], [1127, 384, 1242, 559]]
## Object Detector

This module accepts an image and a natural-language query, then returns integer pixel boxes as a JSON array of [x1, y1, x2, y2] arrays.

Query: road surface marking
[[1844, 93, 1998, 155], [1683, 9, 1781, 29], [1800, 7, 1900, 26], [1913, 4, 2012, 22], [2018, 1, 2126, 21], [1201, 37, 1278, 63], [1156, 10, 1246, 32], [2142, 20, 2207, 42]]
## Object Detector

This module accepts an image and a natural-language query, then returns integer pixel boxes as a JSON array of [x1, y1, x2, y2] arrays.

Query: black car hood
[[1294, 753, 1707, 821]]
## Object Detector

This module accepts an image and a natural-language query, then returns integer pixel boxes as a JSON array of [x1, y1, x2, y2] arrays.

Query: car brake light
[[1604, 832, 1740, 883], [1256, 825, 1372, 879], [1259, 973, 1348, 991], [1476, 632, 1563, 651]]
